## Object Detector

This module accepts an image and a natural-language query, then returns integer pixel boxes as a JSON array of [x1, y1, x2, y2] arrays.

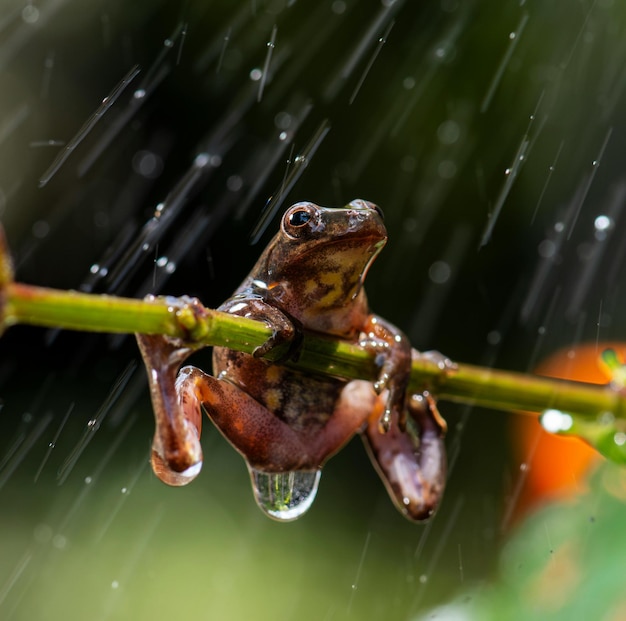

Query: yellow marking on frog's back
[[265, 365, 283, 383], [264, 388, 282, 411]]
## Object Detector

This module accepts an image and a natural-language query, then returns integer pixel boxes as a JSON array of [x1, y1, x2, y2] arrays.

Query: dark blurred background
[[1, 1, 625, 619]]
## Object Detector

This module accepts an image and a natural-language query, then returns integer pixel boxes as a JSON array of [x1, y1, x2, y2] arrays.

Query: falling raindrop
[[248, 467, 321, 521]]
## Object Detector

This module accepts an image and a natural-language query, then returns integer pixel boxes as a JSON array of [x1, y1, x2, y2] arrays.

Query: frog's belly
[[213, 347, 347, 432]]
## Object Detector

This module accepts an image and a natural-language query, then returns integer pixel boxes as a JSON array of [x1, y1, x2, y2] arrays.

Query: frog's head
[[253, 200, 387, 332]]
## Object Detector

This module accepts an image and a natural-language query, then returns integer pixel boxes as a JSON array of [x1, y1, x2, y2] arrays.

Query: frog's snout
[[348, 199, 384, 220]]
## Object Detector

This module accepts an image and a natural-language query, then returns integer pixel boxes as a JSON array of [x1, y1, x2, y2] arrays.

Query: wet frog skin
[[136, 200, 447, 521]]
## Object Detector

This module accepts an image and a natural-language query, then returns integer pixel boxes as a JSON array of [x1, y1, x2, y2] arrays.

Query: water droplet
[[132, 150, 163, 179], [428, 260, 451, 284], [275, 111, 292, 129], [594, 214, 613, 231], [249, 467, 321, 521], [437, 120, 460, 145], [437, 160, 457, 179], [487, 330, 501, 345], [194, 153, 210, 167], [599, 411, 615, 425], [538, 239, 556, 258], [540, 409, 573, 433], [22, 5, 39, 23], [227, 175, 243, 192], [32, 220, 50, 239], [52, 534, 67, 549]]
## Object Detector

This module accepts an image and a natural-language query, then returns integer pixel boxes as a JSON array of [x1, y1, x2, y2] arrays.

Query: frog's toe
[[151, 414, 203, 487], [253, 316, 303, 362], [135, 332, 195, 368]]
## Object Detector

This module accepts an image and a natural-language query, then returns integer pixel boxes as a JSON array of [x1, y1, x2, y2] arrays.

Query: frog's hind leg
[[362, 392, 447, 521], [178, 366, 319, 472]]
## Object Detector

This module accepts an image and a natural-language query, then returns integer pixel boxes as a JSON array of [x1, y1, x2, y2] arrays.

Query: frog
[[135, 199, 447, 521]]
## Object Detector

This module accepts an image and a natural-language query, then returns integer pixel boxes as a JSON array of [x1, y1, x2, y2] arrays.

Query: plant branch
[[2, 281, 624, 425]]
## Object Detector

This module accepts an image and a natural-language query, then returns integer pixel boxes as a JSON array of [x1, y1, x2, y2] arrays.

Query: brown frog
[[136, 200, 447, 521]]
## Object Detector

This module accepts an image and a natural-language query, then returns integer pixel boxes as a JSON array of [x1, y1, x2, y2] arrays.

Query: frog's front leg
[[136, 332, 204, 486], [362, 392, 447, 521], [219, 296, 300, 361], [360, 314, 412, 432]]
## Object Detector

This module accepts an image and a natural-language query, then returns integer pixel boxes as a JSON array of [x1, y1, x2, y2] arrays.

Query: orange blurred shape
[[511, 342, 626, 522]]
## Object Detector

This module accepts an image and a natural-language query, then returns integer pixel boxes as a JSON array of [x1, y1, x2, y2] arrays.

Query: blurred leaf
[[424, 462, 626, 620]]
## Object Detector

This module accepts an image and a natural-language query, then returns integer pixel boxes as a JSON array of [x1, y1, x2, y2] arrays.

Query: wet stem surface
[[1, 1, 626, 620]]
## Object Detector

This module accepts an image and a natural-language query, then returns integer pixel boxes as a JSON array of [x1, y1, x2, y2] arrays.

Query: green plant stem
[[3, 281, 623, 421]]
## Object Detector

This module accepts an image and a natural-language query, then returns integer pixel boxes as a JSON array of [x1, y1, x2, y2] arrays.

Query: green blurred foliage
[[426, 462, 626, 620]]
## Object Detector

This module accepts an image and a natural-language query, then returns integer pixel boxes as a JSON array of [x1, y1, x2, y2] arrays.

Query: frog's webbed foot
[[135, 296, 210, 487], [362, 392, 447, 521], [220, 297, 302, 362], [360, 314, 412, 434]]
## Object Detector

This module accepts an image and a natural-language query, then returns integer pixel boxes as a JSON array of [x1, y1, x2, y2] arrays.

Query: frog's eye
[[282, 203, 319, 239], [288, 209, 311, 227]]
